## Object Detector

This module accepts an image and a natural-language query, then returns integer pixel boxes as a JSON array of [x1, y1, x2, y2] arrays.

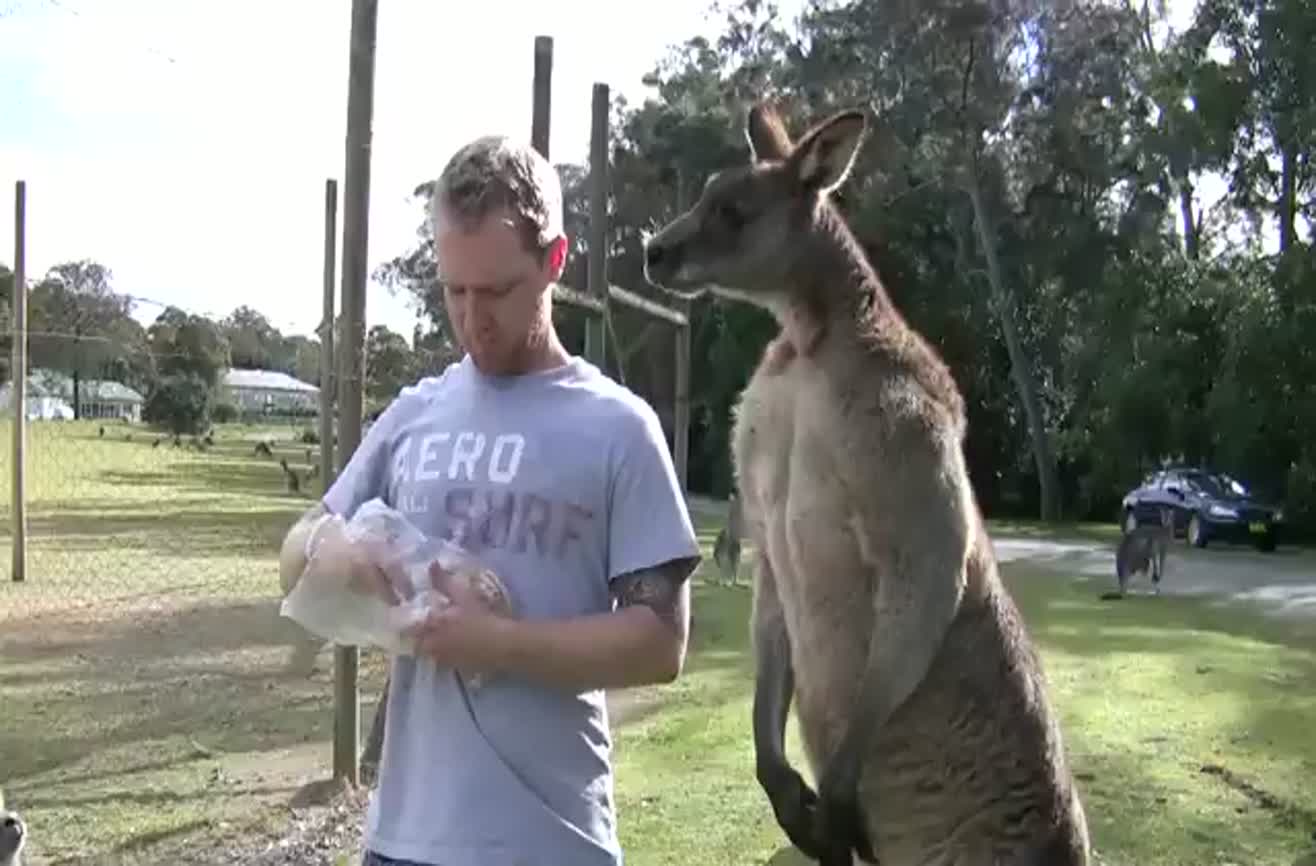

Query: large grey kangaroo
[[643, 103, 1090, 866]]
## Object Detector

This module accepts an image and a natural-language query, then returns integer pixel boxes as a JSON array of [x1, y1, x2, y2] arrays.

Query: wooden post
[[532, 36, 553, 160], [319, 178, 337, 493], [585, 82, 610, 369], [333, 0, 379, 786], [11, 181, 27, 583], [673, 308, 691, 493]]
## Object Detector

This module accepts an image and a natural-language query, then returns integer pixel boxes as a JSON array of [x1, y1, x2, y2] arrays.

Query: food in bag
[[280, 498, 514, 688]]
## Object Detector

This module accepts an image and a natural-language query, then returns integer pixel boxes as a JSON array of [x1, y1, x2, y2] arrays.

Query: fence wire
[[0, 321, 391, 865]]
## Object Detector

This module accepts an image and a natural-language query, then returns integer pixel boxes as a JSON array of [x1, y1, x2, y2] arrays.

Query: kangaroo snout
[[642, 236, 680, 287]]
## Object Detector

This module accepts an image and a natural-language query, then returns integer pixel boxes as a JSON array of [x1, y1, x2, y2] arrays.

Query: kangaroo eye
[[716, 202, 745, 230]]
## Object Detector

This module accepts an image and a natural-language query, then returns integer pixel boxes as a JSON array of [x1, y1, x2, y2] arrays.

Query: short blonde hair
[[430, 135, 564, 256]]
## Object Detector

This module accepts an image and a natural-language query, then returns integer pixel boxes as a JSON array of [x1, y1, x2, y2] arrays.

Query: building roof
[[29, 368, 144, 403], [222, 368, 320, 393]]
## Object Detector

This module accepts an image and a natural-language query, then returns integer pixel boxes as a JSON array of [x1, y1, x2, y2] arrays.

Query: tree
[[364, 324, 414, 403], [142, 306, 230, 434]]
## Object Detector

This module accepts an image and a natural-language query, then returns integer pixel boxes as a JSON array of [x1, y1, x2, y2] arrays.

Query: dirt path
[[994, 534, 1316, 623]]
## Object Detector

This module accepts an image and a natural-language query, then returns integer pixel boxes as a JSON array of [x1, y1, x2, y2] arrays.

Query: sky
[[0, 0, 774, 342], [1, 0, 1207, 347]]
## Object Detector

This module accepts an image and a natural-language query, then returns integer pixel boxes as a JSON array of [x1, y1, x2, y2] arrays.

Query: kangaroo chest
[[732, 357, 876, 730]]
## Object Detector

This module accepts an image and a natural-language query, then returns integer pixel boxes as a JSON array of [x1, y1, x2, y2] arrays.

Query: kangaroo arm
[[816, 445, 971, 846], [750, 548, 827, 859]]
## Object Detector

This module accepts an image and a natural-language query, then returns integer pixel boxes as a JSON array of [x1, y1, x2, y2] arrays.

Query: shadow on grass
[[0, 595, 390, 785]]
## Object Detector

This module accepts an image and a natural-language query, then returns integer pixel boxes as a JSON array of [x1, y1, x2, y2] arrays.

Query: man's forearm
[[481, 558, 697, 693]]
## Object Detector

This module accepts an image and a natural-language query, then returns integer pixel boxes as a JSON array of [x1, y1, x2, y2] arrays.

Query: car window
[[1182, 472, 1227, 497]]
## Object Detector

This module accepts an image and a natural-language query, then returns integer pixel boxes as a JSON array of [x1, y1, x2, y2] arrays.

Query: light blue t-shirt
[[322, 353, 702, 866]]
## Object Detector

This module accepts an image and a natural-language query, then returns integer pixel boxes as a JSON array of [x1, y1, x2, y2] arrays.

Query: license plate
[[1248, 521, 1266, 534]]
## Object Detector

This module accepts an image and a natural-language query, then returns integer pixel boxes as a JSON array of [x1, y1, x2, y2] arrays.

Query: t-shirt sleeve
[[607, 402, 702, 584], [321, 397, 403, 519]]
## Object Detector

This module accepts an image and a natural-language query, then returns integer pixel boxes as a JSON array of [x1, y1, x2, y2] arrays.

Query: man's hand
[[401, 564, 512, 675], [398, 556, 697, 693]]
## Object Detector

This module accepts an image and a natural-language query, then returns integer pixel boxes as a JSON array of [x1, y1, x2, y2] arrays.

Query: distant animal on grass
[[0, 790, 27, 866], [255, 440, 274, 458], [273, 455, 311, 494], [1106, 506, 1173, 600], [643, 102, 1090, 866], [712, 493, 744, 586]]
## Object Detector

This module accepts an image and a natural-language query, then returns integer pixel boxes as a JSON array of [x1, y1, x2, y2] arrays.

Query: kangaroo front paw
[[814, 791, 876, 865], [760, 764, 827, 859]]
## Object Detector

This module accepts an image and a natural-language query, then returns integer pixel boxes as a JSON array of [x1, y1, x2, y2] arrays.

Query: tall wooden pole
[[532, 36, 553, 160], [11, 181, 28, 583], [319, 178, 337, 493], [585, 82, 610, 369], [333, 0, 378, 786], [673, 308, 691, 493]]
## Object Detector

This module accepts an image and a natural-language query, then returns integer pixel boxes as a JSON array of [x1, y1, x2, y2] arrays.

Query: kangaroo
[[643, 103, 1090, 866], [0, 791, 27, 866], [713, 493, 744, 586], [1112, 506, 1173, 597], [279, 458, 302, 494]]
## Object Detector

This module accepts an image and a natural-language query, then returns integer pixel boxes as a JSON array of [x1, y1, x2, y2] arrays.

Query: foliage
[[371, 0, 1316, 536], [142, 372, 213, 434]]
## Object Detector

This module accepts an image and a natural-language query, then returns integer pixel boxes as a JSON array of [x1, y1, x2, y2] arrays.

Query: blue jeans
[[361, 851, 437, 866]]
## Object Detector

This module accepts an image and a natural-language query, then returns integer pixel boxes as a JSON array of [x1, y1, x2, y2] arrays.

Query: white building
[[25, 368, 144, 421], [220, 368, 319, 416]]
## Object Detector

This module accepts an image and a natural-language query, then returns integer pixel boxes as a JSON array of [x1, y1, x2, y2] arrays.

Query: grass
[[610, 532, 1316, 866], [0, 422, 1313, 865], [0, 418, 392, 864]]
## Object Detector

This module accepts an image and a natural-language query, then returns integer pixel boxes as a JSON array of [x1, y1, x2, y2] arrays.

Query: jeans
[[361, 851, 438, 866]]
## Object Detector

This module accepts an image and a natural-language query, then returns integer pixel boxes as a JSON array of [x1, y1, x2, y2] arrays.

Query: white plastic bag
[[279, 499, 514, 682]]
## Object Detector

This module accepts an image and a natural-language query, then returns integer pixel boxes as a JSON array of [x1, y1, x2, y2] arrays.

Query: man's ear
[[543, 234, 568, 280], [788, 110, 867, 194]]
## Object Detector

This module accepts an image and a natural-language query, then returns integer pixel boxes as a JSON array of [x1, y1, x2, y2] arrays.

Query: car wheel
[[1187, 513, 1208, 548], [1255, 530, 1277, 553], [1123, 509, 1139, 534]]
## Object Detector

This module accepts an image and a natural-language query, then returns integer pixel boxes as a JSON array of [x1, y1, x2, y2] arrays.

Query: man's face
[[434, 204, 566, 376]]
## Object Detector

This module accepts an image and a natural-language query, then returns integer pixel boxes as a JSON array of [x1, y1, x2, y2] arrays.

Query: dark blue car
[[1119, 466, 1284, 552]]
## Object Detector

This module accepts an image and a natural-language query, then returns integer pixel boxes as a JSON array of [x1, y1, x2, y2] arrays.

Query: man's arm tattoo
[[610, 558, 696, 633]]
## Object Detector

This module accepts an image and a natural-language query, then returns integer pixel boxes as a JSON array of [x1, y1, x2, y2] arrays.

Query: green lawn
[[0, 423, 1312, 865], [611, 533, 1316, 866], [0, 418, 392, 865]]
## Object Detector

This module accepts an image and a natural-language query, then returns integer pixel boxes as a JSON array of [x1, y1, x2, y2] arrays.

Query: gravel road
[[994, 533, 1316, 622]]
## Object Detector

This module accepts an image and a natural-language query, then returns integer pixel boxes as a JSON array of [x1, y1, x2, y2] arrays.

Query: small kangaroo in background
[[0, 790, 27, 866], [644, 102, 1090, 866], [1111, 506, 1173, 598], [713, 493, 744, 586]]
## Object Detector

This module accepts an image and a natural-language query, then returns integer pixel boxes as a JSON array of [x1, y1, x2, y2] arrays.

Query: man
[[278, 134, 701, 865]]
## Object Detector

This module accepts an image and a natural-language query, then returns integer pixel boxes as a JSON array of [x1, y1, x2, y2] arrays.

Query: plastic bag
[[279, 498, 514, 686]]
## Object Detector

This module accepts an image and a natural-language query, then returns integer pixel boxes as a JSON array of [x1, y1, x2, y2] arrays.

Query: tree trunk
[[1279, 140, 1296, 253], [1176, 174, 1199, 260], [965, 177, 1062, 522]]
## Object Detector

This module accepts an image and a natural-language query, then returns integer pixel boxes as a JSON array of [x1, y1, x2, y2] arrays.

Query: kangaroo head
[[642, 102, 868, 312]]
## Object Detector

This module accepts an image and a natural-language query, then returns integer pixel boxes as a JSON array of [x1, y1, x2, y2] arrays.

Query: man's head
[[431, 135, 568, 376]]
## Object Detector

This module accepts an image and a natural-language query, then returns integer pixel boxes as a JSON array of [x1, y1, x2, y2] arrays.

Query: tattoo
[[610, 557, 696, 633]]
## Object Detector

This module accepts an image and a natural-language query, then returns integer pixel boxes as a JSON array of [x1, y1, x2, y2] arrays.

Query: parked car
[[1119, 466, 1284, 552]]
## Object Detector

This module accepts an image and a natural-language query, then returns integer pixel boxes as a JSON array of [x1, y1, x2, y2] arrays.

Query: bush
[[211, 402, 239, 423], [142, 373, 212, 435]]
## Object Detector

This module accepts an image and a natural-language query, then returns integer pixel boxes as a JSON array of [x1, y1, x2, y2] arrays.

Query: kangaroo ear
[[745, 102, 793, 162], [789, 109, 867, 194]]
